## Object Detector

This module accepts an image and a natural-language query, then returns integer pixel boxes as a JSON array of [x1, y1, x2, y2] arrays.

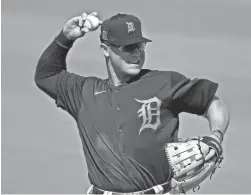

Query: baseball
[[84, 14, 100, 31]]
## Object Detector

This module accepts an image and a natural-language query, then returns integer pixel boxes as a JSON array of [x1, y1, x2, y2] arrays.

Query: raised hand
[[63, 12, 102, 40]]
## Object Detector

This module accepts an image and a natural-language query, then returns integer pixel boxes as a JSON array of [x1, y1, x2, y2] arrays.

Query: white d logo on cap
[[126, 22, 136, 33], [102, 30, 108, 40]]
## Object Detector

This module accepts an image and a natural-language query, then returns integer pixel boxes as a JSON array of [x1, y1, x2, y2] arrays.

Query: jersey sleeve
[[169, 72, 218, 115], [55, 70, 87, 119]]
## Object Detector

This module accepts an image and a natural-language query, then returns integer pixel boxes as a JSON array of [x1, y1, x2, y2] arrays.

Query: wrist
[[210, 130, 223, 144], [54, 30, 75, 49]]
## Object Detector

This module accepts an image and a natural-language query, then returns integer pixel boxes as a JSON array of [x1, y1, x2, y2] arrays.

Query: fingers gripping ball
[[84, 15, 100, 31]]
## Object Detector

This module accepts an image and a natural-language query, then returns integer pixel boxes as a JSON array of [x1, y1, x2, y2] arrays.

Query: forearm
[[34, 30, 75, 98], [204, 96, 230, 143]]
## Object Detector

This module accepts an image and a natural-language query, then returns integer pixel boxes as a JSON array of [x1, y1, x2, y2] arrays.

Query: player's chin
[[126, 63, 143, 75], [126, 68, 141, 75]]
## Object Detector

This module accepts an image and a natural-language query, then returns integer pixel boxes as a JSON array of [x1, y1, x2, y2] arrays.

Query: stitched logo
[[135, 97, 162, 135], [102, 30, 108, 40], [126, 22, 135, 33]]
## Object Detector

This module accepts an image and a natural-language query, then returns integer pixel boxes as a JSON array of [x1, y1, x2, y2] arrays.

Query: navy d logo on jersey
[[135, 97, 162, 135]]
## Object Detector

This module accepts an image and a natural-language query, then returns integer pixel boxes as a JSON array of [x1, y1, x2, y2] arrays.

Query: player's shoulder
[[142, 69, 187, 81], [84, 76, 106, 87], [85, 76, 111, 90], [85, 76, 101, 82], [60, 70, 102, 82], [139, 69, 189, 89]]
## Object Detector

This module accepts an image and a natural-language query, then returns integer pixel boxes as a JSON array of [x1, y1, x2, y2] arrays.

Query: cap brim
[[110, 36, 152, 46]]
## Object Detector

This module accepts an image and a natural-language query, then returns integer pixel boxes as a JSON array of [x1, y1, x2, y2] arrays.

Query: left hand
[[165, 135, 224, 193], [204, 133, 222, 161]]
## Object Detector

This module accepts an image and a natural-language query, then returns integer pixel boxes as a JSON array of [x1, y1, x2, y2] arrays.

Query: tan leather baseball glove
[[164, 136, 223, 193]]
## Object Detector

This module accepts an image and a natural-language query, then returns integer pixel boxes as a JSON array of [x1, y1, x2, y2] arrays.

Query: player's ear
[[100, 43, 109, 57]]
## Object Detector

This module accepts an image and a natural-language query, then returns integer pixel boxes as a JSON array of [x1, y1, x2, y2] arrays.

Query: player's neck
[[108, 76, 131, 87], [106, 63, 133, 87]]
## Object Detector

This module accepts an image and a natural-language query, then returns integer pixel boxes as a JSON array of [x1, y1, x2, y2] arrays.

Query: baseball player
[[35, 12, 230, 194]]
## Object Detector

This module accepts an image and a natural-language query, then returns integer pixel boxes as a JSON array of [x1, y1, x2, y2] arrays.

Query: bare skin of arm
[[204, 96, 230, 160]]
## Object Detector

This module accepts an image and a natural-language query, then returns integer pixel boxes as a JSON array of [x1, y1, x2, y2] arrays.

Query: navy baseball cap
[[100, 14, 152, 46]]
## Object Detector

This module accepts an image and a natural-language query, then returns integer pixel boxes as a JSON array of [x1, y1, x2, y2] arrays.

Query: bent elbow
[[34, 65, 43, 88], [34, 75, 44, 91]]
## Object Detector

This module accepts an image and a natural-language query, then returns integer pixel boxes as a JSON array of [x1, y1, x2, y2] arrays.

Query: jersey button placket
[[130, 172, 136, 179], [117, 126, 124, 154]]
